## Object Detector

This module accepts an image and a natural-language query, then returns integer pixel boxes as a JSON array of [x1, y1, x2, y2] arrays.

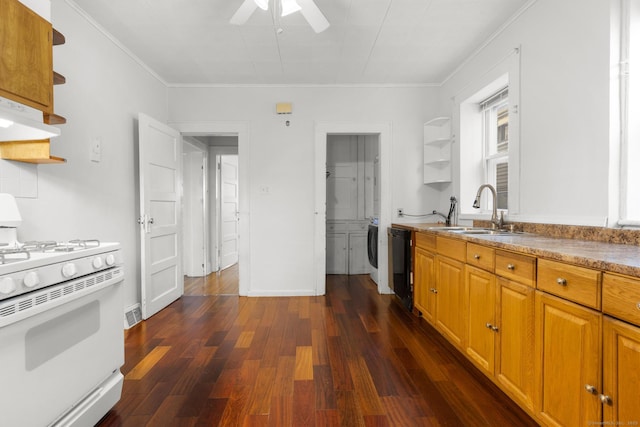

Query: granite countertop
[[393, 222, 640, 279]]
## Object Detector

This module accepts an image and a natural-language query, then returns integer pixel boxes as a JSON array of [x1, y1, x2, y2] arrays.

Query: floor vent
[[124, 304, 142, 329]]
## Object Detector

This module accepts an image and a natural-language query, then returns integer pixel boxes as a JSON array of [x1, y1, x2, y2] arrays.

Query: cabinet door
[[348, 233, 368, 274], [435, 256, 465, 348], [603, 316, 640, 425], [464, 265, 496, 375], [495, 278, 535, 411], [535, 291, 602, 427], [0, 0, 52, 112], [326, 233, 347, 274], [414, 247, 436, 324]]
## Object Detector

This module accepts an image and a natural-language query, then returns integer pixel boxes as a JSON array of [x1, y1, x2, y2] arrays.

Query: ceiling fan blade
[[297, 0, 330, 33], [230, 0, 258, 25]]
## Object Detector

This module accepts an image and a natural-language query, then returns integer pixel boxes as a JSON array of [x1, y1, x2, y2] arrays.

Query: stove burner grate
[[0, 248, 30, 264]]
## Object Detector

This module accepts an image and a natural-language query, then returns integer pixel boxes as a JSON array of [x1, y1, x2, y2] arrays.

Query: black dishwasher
[[387, 227, 412, 311]]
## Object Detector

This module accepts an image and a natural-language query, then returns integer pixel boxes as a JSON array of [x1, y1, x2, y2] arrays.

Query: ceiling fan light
[[281, 0, 301, 17], [254, 0, 269, 10]]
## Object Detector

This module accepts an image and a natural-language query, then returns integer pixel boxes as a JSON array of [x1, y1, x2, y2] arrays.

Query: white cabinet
[[423, 117, 452, 184], [349, 233, 368, 274], [326, 221, 369, 275], [326, 231, 347, 274]]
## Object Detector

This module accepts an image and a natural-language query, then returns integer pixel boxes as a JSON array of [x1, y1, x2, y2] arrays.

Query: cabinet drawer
[[603, 273, 640, 326], [416, 232, 436, 251], [327, 222, 347, 232], [537, 259, 601, 309], [466, 243, 495, 272], [495, 250, 536, 287], [436, 236, 466, 262], [348, 221, 368, 232]]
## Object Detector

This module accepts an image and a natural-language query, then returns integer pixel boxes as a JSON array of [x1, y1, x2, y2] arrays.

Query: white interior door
[[219, 155, 239, 270], [138, 113, 183, 319]]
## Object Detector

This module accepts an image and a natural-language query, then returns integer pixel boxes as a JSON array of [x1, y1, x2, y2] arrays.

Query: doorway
[[325, 134, 379, 277], [182, 135, 240, 296], [314, 122, 393, 296]]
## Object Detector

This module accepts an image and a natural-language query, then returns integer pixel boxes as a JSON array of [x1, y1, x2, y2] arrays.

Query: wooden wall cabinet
[[0, 0, 66, 163], [0, 0, 53, 113]]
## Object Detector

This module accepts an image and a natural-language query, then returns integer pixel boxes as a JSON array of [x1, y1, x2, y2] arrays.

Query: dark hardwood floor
[[184, 264, 239, 296], [98, 274, 538, 426]]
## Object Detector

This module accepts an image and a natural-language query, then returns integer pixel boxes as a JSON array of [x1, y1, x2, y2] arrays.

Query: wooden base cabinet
[[495, 278, 536, 411], [464, 265, 496, 374], [435, 255, 466, 348], [534, 291, 602, 427], [414, 246, 436, 324], [464, 266, 535, 412], [602, 316, 640, 425]]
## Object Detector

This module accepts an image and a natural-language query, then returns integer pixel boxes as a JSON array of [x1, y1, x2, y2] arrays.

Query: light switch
[[90, 137, 101, 162]]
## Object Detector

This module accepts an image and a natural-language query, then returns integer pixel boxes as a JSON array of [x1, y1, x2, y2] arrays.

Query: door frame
[[314, 122, 393, 296], [170, 121, 250, 297]]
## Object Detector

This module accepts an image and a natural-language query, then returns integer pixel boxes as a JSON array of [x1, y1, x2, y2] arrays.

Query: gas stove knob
[[105, 254, 116, 266], [92, 257, 104, 269], [23, 271, 40, 288], [0, 277, 16, 295], [61, 263, 78, 278]]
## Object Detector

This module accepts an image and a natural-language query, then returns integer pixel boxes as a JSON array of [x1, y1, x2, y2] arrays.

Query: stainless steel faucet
[[473, 184, 502, 229]]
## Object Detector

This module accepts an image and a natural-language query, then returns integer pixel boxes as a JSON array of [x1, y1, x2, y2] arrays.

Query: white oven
[[0, 194, 125, 427]]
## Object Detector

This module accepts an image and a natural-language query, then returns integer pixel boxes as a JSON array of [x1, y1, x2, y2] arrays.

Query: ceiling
[[68, 0, 530, 86]]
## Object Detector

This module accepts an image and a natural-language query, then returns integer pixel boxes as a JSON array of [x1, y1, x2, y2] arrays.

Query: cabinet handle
[[556, 278, 567, 286], [599, 394, 612, 405], [486, 322, 493, 329], [491, 325, 499, 332], [474, 254, 480, 260], [507, 263, 515, 270], [585, 384, 598, 395], [430, 288, 438, 294]]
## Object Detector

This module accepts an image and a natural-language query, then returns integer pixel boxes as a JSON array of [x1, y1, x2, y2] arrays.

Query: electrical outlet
[[397, 208, 404, 217]]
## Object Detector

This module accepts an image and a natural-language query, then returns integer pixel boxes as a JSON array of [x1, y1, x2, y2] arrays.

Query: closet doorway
[[325, 134, 380, 276]]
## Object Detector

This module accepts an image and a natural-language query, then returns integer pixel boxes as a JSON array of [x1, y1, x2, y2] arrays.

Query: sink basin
[[426, 226, 524, 235], [456, 229, 511, 235], [426, 226, 476, 231]]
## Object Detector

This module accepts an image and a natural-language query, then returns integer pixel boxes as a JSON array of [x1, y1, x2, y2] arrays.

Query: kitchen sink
[[455, 229, 512, 235], [426, 226, 525, 235]]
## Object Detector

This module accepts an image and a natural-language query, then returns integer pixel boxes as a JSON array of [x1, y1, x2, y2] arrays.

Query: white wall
[[438, 0, 612, 225], [169, 86, 439, 295], [3, 0, 168, 311]]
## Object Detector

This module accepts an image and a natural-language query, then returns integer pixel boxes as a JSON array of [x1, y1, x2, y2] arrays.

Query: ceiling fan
[[230, 0, 330, 33]]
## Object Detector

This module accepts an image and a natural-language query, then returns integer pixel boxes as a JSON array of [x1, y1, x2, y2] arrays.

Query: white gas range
[[0, 195, 124, 427]]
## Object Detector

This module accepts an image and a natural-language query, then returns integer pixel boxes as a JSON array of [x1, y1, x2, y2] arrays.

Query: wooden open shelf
[[52, 28, 65, 46], [0, 139, 66, 164]]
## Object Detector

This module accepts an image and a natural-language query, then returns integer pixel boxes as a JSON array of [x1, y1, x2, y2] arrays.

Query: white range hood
[[0, 96, 61, 142]]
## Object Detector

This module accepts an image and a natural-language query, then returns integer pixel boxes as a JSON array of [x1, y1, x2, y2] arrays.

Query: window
[[481, 88, 509, 210], [618, 0, 640, 225], [457, 48, 519, 219]]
